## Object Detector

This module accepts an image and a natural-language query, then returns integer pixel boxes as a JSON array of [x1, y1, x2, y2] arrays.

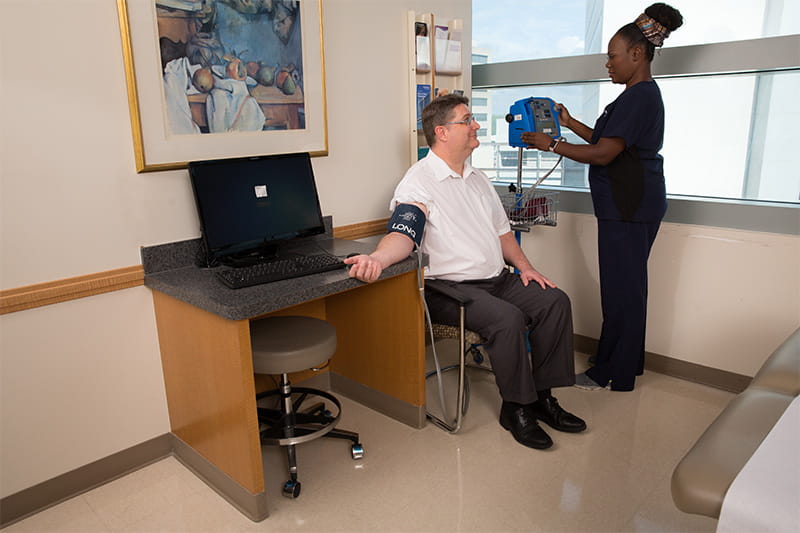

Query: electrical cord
[[530, 138, 565, 191], [341, 241, 455, 423], [413, 243, 453, 423], [532, 154, 563, 189], [509, 138, 563, 200]]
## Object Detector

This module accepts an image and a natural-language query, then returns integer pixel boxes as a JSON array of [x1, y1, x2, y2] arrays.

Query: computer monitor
[[188, 152, 326, 266]]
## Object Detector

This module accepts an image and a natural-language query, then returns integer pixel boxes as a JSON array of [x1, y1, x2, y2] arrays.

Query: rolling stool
[[250, 316, 364, 498]]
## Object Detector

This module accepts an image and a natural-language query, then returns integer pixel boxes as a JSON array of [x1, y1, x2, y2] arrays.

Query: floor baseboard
[[573, 334, 752, 393], [0, 434, 172, 528]]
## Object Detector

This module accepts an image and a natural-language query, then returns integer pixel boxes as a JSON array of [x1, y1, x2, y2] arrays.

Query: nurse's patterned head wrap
[[634, 13, 670, 47]]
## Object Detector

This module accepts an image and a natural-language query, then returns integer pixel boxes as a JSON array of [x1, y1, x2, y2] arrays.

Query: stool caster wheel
[[351, 443, 364, 460], [282, 479, 301, 498]]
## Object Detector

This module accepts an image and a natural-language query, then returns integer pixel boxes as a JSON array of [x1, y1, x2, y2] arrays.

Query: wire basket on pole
[[499, 146, 559, 229], [500, 189, 558, 227]]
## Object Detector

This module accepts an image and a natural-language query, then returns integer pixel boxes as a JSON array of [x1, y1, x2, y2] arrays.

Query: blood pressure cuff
[[387, 204, 426, 247]]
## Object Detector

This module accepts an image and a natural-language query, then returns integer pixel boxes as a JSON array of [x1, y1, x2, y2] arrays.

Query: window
[[471, 0, 800, 205], [471, 70, 799, 203], [473, 0, 800, 63]]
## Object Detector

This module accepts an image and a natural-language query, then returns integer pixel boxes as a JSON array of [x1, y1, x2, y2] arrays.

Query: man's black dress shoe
[[499, 403, 553, 449], [530, 396, 587, 433]]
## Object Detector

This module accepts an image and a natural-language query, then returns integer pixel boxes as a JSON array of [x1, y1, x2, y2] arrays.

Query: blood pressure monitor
[[506, 97, 562, 148]]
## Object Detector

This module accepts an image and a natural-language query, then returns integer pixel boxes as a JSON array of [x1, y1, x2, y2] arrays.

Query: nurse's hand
[[520, 131, 552, 151], [554, 103, 573, 129]]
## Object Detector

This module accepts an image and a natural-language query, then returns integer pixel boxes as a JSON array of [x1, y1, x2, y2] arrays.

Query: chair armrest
[[424, 279, 472, 305]]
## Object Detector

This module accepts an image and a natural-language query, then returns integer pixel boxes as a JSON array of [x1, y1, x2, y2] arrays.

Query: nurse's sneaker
[[574, 372, 609, 391]]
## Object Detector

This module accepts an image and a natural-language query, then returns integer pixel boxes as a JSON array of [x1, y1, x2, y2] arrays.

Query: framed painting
[[117, 0, 327, 172]]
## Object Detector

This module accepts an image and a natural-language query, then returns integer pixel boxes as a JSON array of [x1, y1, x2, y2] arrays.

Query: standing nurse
[[521, 3, 683, 391]]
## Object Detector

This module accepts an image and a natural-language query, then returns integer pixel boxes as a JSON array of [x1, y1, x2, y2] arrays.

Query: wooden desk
[[141, 236, 425, 521]]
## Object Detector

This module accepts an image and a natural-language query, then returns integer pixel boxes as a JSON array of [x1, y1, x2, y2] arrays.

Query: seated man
[[344, 94, 586, 449]]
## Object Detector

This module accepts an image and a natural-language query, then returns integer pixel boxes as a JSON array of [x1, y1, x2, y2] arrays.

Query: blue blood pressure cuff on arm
[[387, 204, 426, 247]]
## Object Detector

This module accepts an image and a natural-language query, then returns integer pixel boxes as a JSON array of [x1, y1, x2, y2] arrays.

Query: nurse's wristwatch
[[548, 137, 560, 152]]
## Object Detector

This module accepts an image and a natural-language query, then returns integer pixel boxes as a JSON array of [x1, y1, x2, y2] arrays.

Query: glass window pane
[[472, 0, 800, 64], [471, 70, 800, 204], [472, 0, 592, 63], [472, 84, 596, 188]]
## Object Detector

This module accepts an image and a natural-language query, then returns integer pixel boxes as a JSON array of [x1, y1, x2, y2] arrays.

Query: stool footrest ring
[[257, 386, 342, 447]]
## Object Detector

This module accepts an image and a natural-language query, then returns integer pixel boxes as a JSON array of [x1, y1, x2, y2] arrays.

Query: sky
[[471, 0, 798, 65], [472, 0, 590, 62]]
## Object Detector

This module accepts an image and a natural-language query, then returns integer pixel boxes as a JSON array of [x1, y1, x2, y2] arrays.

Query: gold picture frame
[[117, 0, 328, 173]]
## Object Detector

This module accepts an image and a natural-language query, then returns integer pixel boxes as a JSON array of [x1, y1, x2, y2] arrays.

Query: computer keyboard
[[215, 254, 347, 289]]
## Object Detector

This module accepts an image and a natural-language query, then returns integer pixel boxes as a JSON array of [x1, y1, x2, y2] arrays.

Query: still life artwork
[[118, 0, 327, 172], [158, 0, 306, 134]]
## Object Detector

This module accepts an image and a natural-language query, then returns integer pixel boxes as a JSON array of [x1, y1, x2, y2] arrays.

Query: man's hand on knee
[[518, 268, 557, 289]]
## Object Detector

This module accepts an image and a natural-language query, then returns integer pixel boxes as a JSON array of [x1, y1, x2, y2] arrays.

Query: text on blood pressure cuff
[[387, 204, 426, 247]]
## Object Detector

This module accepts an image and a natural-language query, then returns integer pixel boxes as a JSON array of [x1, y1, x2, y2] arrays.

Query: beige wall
[[522, 213, 800, 376], [0, 0, 470, 498], [1, 0, 797, 500]]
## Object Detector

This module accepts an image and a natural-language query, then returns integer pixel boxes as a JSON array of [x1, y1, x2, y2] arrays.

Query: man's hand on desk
[[344, 254, 384, 283], [344, 232, 415, 283]]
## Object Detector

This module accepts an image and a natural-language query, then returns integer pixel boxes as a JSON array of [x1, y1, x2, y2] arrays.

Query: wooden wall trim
[[332, 218, 389, 240], [0, 266, 145, 315], [0, 219, 389, 315]]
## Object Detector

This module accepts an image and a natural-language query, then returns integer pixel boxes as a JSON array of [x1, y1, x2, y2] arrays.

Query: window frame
[[472, 36, 799, 88]]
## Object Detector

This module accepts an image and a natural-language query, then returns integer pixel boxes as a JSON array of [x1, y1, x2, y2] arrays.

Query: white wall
[[0, 288, 167, 497], [0, 0, 470, 498]]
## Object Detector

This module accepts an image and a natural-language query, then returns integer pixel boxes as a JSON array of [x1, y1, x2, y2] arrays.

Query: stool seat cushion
[[251, 316, 337, 375]]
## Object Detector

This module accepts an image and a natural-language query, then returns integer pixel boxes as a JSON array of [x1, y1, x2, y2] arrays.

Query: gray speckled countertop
[[140, 235, 422, 321]]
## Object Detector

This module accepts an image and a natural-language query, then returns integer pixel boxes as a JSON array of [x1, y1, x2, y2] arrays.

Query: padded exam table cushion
[[670, 388, 794, 518], [749, 330, 800, 395], [671, 327, 799, 518]]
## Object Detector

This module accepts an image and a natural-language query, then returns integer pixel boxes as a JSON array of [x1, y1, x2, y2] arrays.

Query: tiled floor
[[5, 353, 729, 532]]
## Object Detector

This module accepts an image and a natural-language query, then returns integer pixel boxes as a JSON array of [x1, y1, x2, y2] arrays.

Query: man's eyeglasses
[[441, 115, 477, 127]]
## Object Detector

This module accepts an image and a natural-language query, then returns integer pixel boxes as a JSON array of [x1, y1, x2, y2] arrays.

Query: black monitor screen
[[188, 153, 325, 264]]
